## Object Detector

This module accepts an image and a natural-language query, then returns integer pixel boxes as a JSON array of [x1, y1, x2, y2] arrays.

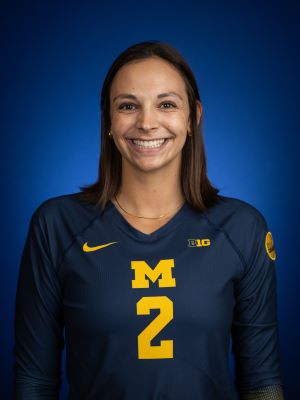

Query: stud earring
[[108, 131, 113, 138]]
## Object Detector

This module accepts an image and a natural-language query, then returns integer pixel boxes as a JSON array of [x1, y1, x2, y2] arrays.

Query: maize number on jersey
[[131, 259, 176, 359]]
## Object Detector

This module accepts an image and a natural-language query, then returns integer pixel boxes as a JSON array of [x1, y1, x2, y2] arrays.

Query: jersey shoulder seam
[[32, 194, 104, 274], [56, 214, 101, 273], [202, 213, 247, 273]]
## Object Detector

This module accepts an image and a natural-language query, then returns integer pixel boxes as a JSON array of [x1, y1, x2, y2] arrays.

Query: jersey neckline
[[106, 199, 192, 242]]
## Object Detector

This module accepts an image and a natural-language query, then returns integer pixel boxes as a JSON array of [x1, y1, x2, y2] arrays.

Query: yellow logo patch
[[265, 231, 276, 261], [83, 241, 118, 252], [187, 238, 211, 247]]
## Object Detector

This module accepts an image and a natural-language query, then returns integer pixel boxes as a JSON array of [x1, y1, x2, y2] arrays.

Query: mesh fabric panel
[[240, 384, 285, 399]]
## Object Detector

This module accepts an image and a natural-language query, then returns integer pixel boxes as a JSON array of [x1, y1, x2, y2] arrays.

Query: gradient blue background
[[1, 0, 299, 398]]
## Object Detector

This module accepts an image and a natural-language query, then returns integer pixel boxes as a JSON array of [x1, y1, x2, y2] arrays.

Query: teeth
[[132, 139, 166, 148]]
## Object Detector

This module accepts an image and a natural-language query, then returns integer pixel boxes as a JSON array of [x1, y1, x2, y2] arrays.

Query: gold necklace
[[113, 195, 185, 220]]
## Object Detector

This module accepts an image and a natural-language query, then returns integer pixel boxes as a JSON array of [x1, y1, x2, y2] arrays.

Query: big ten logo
[[131, 259, 176, 360], [187, 238, 211, 247]]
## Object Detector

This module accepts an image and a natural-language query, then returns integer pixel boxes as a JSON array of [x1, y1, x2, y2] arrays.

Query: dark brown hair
[[78, 40, 220, 212]]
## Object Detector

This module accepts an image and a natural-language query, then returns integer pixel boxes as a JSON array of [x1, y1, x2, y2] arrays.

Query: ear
[[188, 100, 203, 131], [195, 100, 202, 126]]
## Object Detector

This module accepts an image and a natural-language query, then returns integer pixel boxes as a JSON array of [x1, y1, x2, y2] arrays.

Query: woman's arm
[[231, 215, 285, 399], [13, 210, 64, 399], [238, 384, 284, 399]]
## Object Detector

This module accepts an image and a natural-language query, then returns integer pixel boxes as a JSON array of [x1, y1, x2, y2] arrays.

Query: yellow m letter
[[131, 259, 176, 288]]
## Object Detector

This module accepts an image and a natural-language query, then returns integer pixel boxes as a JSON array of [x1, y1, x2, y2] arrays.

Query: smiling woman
[[14, 41, 285, 399], [109, 58, 195, 172], [79, 41, 220, 217]]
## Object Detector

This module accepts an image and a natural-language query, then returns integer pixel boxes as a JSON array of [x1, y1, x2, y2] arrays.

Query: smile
[[131, 139, 166, 148], [126, 138, 171, 153]]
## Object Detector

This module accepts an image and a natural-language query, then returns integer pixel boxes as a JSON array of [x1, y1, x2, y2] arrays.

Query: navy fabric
[[13, 193, 284, 399]]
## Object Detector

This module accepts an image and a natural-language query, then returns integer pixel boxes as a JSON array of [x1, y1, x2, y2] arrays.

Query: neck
[[115, 160, 185, 217]]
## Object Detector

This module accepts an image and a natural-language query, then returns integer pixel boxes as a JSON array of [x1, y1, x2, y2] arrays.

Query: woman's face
[[109, 57, 201, 174]]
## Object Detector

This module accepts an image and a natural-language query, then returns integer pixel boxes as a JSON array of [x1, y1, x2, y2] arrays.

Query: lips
[[127, 137, 172, 140], [131, 138, 166, 148], [126, 137, 171, 153]]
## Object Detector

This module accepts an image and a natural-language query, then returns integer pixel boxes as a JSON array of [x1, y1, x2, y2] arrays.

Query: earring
[[108, 131, 113, 138]]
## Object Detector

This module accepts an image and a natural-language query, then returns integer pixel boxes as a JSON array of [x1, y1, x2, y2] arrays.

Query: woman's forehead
[[110, 58, 187, 98]]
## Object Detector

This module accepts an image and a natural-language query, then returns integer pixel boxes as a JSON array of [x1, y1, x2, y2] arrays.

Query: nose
[[136, 105, 158, 132]]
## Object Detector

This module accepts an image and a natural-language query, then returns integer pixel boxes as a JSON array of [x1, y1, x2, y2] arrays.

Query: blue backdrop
[[1, 1, 299, 398]]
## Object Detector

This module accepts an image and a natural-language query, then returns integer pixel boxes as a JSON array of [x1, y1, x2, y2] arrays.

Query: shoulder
[[30, 192, 100, 227], [203, 195, 273, 270], [27, 192, 104, 266], [32, 192, 87, 217], [204, 194, 268, 233]]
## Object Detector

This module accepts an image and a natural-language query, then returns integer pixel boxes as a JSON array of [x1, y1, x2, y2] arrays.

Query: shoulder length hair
[[78, 40, 220, 212]]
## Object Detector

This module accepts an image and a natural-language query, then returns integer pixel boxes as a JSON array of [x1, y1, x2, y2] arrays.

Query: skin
[[109, 57, 202, 227]]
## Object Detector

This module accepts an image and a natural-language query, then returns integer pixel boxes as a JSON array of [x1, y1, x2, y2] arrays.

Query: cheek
[[165, 117, 188, 135], [111, 137, 127, 158], [111, 113, 133, 130]]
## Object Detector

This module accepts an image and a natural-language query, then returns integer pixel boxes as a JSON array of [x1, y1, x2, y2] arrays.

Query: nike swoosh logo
[[82, 241, 118, 252]]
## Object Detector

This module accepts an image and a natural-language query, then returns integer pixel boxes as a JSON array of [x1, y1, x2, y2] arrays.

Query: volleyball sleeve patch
[[265, 231, 276, 261]]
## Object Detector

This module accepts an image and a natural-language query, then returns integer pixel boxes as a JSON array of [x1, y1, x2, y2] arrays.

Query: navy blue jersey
[[13, 193, 284, 399]]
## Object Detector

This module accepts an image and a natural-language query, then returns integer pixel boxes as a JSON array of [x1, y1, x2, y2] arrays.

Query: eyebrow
[[112, 91, 184, 102]]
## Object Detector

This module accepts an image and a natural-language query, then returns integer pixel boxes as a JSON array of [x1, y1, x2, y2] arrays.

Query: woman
[[14, 41, 285, 399]]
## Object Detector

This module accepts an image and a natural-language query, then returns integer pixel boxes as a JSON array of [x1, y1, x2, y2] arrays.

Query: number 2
[[137, 296, 173, 359]]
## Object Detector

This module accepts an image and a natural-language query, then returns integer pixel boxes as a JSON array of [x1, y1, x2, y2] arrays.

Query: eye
[[118, 103, 136, 110], [160, 102, 176, 109]]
